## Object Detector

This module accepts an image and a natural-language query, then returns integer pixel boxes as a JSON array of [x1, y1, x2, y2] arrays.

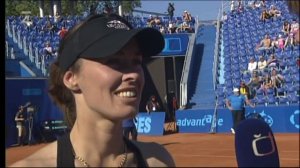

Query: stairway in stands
[[189, 23, 216, 109]]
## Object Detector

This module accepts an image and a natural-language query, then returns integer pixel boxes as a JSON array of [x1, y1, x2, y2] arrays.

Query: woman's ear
[[63, 71, 81, 92]]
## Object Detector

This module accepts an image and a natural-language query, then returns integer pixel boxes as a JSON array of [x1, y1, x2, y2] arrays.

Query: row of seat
[[216, 0, 299, 107]]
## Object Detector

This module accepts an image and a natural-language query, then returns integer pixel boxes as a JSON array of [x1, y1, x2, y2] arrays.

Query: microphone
[[235, 118, 280, 167]]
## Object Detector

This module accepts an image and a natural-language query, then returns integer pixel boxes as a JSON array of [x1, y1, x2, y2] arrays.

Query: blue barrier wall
[[5, 59, 20, 76], [20, 64, 33, 77], [176, 110, 214, 133], [176, 105, 299, 133], [160, 34, 189, 56], [136, 112, 165, 135]]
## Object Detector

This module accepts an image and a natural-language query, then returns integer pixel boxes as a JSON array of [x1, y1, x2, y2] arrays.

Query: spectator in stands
[[226, 88, 255, 134], [122, 117, 138, 141], [182, 10, 192, 25], [154, 16, 162, 26], [271, 69, 284, 88], [236, 0, 244, 13], [10, 13, 174, 167], [261, 73, 273, 95], [54, 12, 61, 23], [180, 21, 192, 33], [266, 54, 279, 70], [168, 21, 177, 34], [260, 9, 271, 24], [247, 71, 262, 92], [58, 26, 68, 39], [284, 32, 295, 50], [167, 2, 175, 21], [103, 4, 112, 14], [295, 29, 299, 45], [247, 57, 257, 74], [286, 0, 300, 45], [22, 15, 33, 28], [290, 19, 299, 46], [268, 5, 281, 21], [256, 34, 272, 56], [230, 0, 235, 14], [247, 0, 256, 10], [257, 56, 267, 73], [276, 34, 285, 52], [147, 15, 155, 27], [282, 21, 291, 36], [221, 11, 228, 23], [43, 42, 54, 60], [290, 19, 299, 36], [146, 95, 161, 114], [240, 81, 250, 99], [271, 69, 284, 96], [159, 25, 167, 34], [254, 0, 263, 9]]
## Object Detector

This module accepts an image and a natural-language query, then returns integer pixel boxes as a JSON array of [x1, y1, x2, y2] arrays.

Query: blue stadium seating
[[217, 0, 299, 108]]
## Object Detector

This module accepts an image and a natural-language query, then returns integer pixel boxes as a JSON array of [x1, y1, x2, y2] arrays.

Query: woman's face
[[69, 39, 144, 120]]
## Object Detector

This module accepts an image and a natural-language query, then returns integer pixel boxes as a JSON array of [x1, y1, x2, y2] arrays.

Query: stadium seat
[[287, 93, 299, 104], [253, 95, 267, 106], [278, 96, 289, 105]]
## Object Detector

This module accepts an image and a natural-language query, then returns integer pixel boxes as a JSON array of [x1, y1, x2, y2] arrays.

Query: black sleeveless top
[[57, 133, 148, 167]]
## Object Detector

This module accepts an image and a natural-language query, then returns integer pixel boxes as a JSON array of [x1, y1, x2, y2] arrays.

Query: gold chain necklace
[[72, 143, 128, 167]]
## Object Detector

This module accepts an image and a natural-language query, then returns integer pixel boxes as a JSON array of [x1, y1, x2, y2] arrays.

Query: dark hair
[[48, 15, 106, 128]]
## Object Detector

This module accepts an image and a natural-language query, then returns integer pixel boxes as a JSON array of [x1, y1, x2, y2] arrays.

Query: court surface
[[6, 132, 299, 167]]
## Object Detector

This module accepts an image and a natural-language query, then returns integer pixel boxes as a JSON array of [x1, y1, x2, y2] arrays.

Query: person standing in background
[[146, 95, 161, 114], [167, 3, 175, 21], [15, 105, 26, 146], [226, 88, 255, 134]]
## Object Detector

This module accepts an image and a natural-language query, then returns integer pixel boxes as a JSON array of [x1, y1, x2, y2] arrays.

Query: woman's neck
[[69, 118, 125, 167]]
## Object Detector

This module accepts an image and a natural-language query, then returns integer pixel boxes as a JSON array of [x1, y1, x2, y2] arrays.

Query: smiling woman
[[9, 13, 175, 167]]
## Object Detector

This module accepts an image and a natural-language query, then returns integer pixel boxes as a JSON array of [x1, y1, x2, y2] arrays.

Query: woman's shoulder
[[132, 140, 175, 167], [8, 141, 57, 167]]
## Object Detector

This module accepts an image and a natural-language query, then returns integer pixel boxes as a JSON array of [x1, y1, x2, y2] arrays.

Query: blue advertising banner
[[175, 105, 299, 133], [136, 112, 165, 135], [217, 106, 299, 133], [158, 34, 190, 56], [175, 110, 215, 133]]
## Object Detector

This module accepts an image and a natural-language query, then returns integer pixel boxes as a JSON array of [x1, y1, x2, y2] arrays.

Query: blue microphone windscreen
[[235, 119, 280, 167]]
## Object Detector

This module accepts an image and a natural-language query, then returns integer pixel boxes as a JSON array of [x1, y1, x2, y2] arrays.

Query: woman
[[282, 21, 291, 36], [261, 73, 273, 95], [10, 13, 175, 167], [146, 95, 161, 114]]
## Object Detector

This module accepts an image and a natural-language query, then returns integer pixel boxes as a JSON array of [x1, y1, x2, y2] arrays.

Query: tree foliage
[[6, 0, 141, 16]]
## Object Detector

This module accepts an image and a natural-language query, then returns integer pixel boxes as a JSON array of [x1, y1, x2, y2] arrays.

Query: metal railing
[[5, 41, 9, 59], [212, 9, 221, 91], [29, 42, 34, 63], [179, 16, 199, 109], [210, 0, 230, 133]]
